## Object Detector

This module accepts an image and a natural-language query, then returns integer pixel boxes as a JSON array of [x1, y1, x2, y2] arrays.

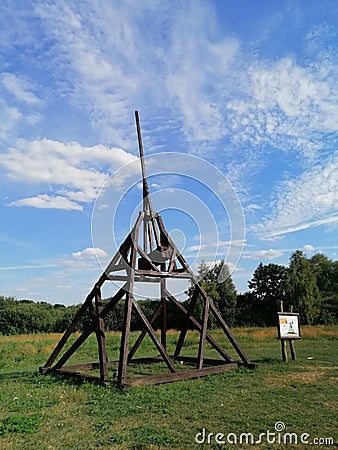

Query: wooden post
[[160, 264, 167, 349], [288, 305, 296, 360], [95, 287, 108, 382], [117, 218, 139, 385], [277, 300, 288, 363], [197, 297, 209, 369]]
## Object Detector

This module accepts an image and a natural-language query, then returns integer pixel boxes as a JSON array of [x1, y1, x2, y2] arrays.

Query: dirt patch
[[264, 366, 335, 388]]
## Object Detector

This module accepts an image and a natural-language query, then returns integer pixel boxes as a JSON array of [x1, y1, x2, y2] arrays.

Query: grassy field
[[0, 326, 337, 449]]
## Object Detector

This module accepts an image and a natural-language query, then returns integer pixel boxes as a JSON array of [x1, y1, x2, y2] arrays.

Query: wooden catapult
[[40, 111, 256, 386]]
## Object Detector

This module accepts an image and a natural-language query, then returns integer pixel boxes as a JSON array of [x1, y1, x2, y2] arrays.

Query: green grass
[[0, 326, 337, 449]]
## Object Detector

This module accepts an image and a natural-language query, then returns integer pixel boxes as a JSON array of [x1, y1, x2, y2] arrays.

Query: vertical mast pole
[[135, 111, 152, 252]]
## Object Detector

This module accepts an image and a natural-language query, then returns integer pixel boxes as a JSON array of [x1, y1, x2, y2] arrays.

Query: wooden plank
[[168, 247, 177, 273], [54, 327, 93, 370], [197, 297, 209, 369], [95, 288, 108, 382], [100, 283, 128, 318], [281, 339, 288, 362], [174, 356, 226, 366], [117, 294, 133, 385], [174, 286, 199, 358], [108, 275, 162, 283], [207, 291, 251, 366], [288, 305, 296, 360], [134, 270, 193, 279], [117, 216, 140, 385], [135, 111, 151, 210], [125, 363, 238, 387], [160, 266, 167, 349], [151, 215, 160, 248], [132, 300, 177, 373], [147, 221, 154, 252]]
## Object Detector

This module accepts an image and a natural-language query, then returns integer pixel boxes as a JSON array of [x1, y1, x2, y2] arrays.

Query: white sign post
[[277, 301, 301, 362]]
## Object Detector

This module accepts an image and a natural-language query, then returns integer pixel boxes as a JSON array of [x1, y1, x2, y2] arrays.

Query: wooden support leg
[[95, 288, 108, 382], [160, 272, 167, 349], [281, 339, 288, 362], [128, 301, 163, 362], [54, 327, 94, 370], [208, 294, 251, 365], [117, 291, 133, 385], [174, 286, 199, 358], [41, 294, 94, 371], [197, 297, 209, 369], [289, 340, 296, 360], [132, 300, 176, 373], [117, 218, 140, 386]]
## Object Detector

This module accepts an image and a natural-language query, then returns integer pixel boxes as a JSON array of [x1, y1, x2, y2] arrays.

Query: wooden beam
[[174, 286, 199, 358], [95, 287, 108, 382], [117, 216, 140, 385], [197, 297, 209, 369], [54, 327, 93, 370], [160, 267, 167, 349], [127, 301, 163, 362], [125, 363, 238, 387], [132, 300, 177, 373], [208, 298, 251, 365]]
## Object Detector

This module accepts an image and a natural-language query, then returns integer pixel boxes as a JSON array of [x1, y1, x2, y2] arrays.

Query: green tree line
[[0, 251, 337, 335]]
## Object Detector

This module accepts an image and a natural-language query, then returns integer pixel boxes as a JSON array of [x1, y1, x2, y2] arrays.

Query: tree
[[187, 260, 237, 327], [212, 262, 237, 326], [310, 254, 338, 324], [310, 253, 335, 296], [248, 263, 289, 326], [235, 292, 257, 326], [287, 251, 321, 324]]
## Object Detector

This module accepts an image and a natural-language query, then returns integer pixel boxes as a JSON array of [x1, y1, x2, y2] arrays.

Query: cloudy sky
[[1, 0, 337, 304]]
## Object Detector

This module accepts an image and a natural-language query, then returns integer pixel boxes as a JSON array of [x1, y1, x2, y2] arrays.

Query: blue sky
[[0, 0, 337, 305]]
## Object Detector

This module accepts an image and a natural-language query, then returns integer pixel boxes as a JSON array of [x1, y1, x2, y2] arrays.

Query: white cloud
[[247, 204, 262, 211], [16, 0, 334, 166], [72, 247, 108, 259], [33, 1, 158, 148], [0, 100, 22, 140], [303, 244, 315, 252], [255, 152, 338, 238], [1, 138, 136, 208], [8, 194, 83, 211], [244, 249, 284, 260], [1, 73, 40, 104], [227, 56, 338, 157]]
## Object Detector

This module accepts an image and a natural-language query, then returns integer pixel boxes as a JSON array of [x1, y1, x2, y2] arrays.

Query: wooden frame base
[[41, 356, 257, 387]]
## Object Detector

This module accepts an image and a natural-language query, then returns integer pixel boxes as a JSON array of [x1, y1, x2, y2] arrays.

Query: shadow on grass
[[251, 357, 282, 364], [0, 370, 39, 383], [0, 369, 93, 388]]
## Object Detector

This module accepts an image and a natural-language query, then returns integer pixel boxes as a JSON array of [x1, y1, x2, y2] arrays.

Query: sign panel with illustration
[[277, 313, 301, 339]]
